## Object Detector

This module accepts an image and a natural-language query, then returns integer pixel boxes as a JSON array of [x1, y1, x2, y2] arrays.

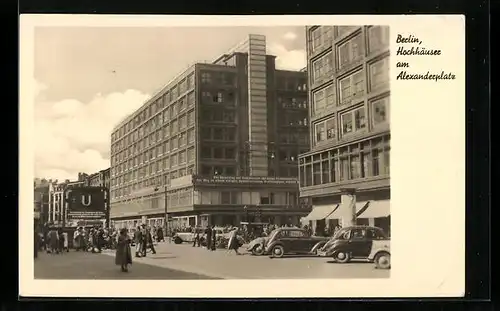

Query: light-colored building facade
[[110, 34, 311, 229], [299, 25, 391, 235]]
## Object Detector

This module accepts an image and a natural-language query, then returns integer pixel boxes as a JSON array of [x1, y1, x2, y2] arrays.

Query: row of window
[[279, 111, 309, 127], [310, 26, 389, 88], [112, 94, 195, 154], [312, 56, 389, 117], [111, 165, 195, 199], [200, 108, 236, 123], [299, 135, 390, 187], [111, 127, 195, 168], [198, 190, 297, 206], [112, 74, 196, 142], [275, 76, 308, 92], [279, 131, 309, 145], [277, 97, 308, 110], [201, 71, 237, 86], [112, 148, 196, 186], [313, 95, 390, 145], [309, 25, 389, 58]]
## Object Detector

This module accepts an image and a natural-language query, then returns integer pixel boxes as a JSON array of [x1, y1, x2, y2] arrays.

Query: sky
[[33, 26, 307, 182]]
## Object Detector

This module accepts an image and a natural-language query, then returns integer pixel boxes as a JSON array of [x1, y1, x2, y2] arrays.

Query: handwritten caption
[[395, 34, 456, 82]]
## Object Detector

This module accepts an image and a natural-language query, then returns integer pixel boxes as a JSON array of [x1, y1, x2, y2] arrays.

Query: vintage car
[[368, 239, 391, 269], [173, 227, 230, 245], [317, 225, 390, 265], [246, 236, 270, 256], [264, 227, 329, 258]]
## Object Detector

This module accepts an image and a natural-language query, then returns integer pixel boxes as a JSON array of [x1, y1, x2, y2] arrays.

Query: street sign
[[66, 187, 107, 221]]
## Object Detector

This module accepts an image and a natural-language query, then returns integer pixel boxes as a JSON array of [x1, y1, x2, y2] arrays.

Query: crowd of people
[[33, 220, 329, 273]]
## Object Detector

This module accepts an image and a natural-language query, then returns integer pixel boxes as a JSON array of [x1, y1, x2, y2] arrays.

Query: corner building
[[300, 26, 391, 235], [110, 34, 310, 229]]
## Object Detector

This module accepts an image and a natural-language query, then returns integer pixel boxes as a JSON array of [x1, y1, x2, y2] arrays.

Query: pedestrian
[[193, 229, 200, 247], [142, 226, 156, 256], [226, 227, 241, 255], [48, 227, 59, 254], [156, 226, 164, 242], [134, 226, 143, 257], [205, 225, 212, 250], [210, 226, 217, 251], [34, 230, 39, 259], [62, 231, 69, 252], [115, 228, 132, 272]]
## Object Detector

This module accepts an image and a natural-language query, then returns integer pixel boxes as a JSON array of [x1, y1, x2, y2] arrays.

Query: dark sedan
[[317, 225, 390, 264], [264, 227, 329, 258]]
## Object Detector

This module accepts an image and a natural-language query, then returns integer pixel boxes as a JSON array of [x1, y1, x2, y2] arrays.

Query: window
[[225, 148, 235, 159], [187, 148, 194, 162], [372, 97, 390, 126], [339, 70, 365, 104], [315, 122, 325, 143], [187, 92, 195, 107], [202, 72, 211, 84], [179, 79, 187, 95], [369, 57, 390, 91], [312, 52, 333, 83], [313, 163, 321, 185], [201, 147, 211, 158], [289, 230, 306, 238], [213, 92, 223, 103], [368, 26, 390, 53], [213, 128, 223, 140], [310, 26, 333, 53], [214, 147, 223, 159], [311, 27, 322, 52], [187, 74, 194, 89], [338, 33, 363, 68], [314, 117, 335, 143], [336, 26, 358, 38], [187, 129, 195, 143], [341, 106, 366, 135], [187, 111, 195, 125], [313, 86, 334, 116], [221, 192, 231, 204]]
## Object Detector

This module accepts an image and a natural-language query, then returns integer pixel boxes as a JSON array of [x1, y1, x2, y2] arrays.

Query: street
[[35, 242, 389, 279], [34, 249, 219, 280]]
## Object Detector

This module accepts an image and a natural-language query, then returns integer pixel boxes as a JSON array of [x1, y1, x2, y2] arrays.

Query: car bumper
[[317, 250, 330, 257]]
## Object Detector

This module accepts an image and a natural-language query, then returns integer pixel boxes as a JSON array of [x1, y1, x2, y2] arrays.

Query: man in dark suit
[[141, 225, 156, 256], [205, 225, 212, 250]]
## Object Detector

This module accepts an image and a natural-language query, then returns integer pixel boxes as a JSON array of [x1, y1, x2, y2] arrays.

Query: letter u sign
[[81, 194, 92, 207]]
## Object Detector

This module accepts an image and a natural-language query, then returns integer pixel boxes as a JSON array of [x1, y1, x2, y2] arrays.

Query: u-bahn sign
[[66, 187, 107, 220]]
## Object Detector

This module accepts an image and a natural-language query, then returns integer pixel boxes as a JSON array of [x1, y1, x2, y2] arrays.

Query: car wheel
[[174, 237, 182, 244], [333, 251, 351, 263], [252, 244, 264, 256], [374, 252, 391, 269], [271, 245, 285, 258]]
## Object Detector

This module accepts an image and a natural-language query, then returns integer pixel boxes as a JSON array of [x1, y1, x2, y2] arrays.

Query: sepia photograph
[[21, 15, 464, 298], [32, 25, 391, 280]]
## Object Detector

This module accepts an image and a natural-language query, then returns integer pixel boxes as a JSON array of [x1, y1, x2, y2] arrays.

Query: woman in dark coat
[[115, 228, 132, 272]]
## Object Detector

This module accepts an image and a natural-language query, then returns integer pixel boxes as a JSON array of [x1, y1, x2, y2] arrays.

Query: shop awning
[[357, 200, 391, 218], [303, 204, 339, 221], [326, 201, 369, 220]]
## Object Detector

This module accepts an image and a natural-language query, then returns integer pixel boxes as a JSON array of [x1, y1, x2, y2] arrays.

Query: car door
[[349, 228, 371, 257], [288, 229, 307, 253]]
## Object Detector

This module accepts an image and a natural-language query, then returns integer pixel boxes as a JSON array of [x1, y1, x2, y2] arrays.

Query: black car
[[317, 225, 389, 263], [264, 227, 329, 258]]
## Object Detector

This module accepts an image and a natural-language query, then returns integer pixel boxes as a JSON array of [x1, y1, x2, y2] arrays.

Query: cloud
[[34, 81, 150, 181], [283, 32, 298, 41], [267, 42, 306, 71]]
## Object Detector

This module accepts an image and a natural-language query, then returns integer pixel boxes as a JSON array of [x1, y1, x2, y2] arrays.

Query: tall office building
[[110, 34, 311, 229], [299, 26, 391, 235]]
